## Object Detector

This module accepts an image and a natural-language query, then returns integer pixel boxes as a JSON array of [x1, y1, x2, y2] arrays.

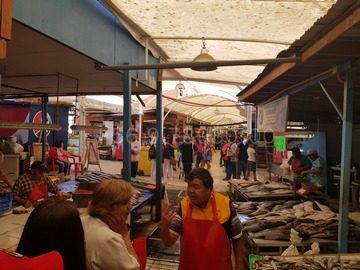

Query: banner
[[257, 96, 288, 132]]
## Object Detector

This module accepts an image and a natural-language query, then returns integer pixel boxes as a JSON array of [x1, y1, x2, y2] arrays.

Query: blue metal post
[[123, 67, 132, 181], [41, 95, 49, 162], [155, 77, 163, 221]]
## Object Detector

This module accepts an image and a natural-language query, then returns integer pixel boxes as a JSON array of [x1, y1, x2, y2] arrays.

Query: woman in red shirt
[[49, 140, 69, 175]]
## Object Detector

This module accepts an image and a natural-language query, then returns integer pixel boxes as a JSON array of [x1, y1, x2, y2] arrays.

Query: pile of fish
[[253, 255, 360, 269], [234, 200, 360, 241], [237, 182, 294, 197]]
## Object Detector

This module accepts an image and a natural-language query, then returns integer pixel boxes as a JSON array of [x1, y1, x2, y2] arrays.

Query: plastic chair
[[46, 152, 59, 172], [65, 152, 84, 178]]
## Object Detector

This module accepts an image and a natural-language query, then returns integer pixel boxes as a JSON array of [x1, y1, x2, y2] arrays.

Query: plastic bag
[[304, 242, 320, 255], [281, 229, 302, 256]]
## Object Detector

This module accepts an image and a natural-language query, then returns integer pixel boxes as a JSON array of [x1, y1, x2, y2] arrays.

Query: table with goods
[[229, 180, 360, 269]]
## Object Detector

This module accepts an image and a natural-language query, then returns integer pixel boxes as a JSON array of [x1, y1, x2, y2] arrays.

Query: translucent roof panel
[[105, 0, 336, 87]]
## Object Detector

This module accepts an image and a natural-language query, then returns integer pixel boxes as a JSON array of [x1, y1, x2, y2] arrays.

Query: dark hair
[[16, 198, 86, 270], [291, 147, 301, 154], [187, 168, 213, 190], [165, 132, 173, 142], [53, 140, 63, 148]]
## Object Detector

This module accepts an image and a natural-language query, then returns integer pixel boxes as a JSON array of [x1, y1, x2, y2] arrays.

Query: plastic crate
[[0, 192, 13, 215]]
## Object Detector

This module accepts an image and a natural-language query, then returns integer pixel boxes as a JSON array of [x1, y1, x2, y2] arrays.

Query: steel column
[[338, 66, 354, 252], [123, 67, 132, 181]]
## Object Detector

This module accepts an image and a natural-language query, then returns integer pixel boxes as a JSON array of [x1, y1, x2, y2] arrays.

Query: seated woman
[[49, 140, 69, 175], [82, 180, 140, 270], [16, 198, 86, 270]]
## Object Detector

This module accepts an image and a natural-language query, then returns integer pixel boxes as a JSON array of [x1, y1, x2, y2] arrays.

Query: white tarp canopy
[[103, 0, 336, 88], [100, 0, 336, 125]]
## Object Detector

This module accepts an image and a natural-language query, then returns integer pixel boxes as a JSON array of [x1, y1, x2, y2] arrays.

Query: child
[[203, 146, 212, 170]]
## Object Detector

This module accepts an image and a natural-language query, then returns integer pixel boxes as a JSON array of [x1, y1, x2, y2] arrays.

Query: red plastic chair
[[46, 152, 59, 172], [65, 152, 84, 178]]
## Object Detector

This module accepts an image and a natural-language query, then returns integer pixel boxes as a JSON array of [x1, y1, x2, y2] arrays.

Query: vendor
[[300, 149, 327, 188], [12, 161, 63, 208], [287, 147, 312, 175]]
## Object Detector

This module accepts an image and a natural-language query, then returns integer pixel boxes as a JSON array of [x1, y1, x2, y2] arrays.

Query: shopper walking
[[130, 130, 141, 178], [245, 142, 258, 181], [161, 168, 244, 270], [203, 145, 212, 170], [236, 137, 248, 179], [179, 135, 197, 180], [163, 132, 176, 182]]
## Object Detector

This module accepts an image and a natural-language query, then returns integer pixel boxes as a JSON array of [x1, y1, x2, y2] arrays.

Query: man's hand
[[24, 200, 33, 208], [161, 202, 176, 228], [161, 202, 178, 247]]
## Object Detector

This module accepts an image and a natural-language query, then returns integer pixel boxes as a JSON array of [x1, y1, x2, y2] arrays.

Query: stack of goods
[[235, 200, 360, 241], [253, 253, 360, 269], [76, 171, 122, 182], [237, 182, 294, 197], [72, 174, 143, 207]]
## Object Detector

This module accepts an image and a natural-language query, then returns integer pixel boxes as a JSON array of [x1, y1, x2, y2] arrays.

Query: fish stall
[[252, 253, 360, 269], [233, 199, 360, 268], [228, 180, 302, 202]]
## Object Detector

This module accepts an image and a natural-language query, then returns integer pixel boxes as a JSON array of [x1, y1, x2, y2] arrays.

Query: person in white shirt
[[82, 180, 140, 270], [130, 130, 141, 178], [245, 142, 257, 181]]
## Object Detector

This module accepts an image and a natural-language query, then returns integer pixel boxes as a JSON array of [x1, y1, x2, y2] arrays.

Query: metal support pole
[[41, 95, 49, 163], [338, 66, 354, 253], [123, 67, 132, 181], [155, 78, 163, 221]]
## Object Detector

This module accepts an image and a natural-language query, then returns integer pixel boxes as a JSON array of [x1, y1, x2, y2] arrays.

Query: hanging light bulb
[[191, 37, 217, 71]]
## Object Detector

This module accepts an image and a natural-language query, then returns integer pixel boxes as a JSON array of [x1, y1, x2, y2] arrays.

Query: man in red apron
[[161, 168, 244, 270], [12, 161, 63, 208], [287, 147, 312, 175]]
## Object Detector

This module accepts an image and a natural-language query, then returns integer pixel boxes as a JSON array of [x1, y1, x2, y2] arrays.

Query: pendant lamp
[[191, 38, 217, 71]]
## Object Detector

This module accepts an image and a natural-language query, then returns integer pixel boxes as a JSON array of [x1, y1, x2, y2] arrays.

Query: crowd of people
[[0, 129, 330, 270], [147, 130, 258, 183]]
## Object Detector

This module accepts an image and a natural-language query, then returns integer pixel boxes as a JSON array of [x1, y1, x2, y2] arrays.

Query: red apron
[[291, 159, 302, 173], [28, 179, 48, 204], [178, 199, 232, 270]]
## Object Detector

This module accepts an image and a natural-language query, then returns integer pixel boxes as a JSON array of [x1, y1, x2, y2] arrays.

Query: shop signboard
[[257, 96, 288, 132]]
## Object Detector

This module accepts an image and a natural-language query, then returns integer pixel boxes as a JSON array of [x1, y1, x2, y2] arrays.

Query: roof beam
[[237, 60, 297, 101], [302, 6, 360, 61]]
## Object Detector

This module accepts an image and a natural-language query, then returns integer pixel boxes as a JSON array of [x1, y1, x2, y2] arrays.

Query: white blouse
[[82, 216, 140, 270]]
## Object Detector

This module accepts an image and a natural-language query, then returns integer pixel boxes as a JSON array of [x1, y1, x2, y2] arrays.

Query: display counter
[[228, 180, 302, 202]]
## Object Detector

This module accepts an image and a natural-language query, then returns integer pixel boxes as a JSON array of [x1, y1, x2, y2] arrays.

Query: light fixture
[[191, 37, 217, 71], [176, 81, 185, 96], [175, 81, 185, 91], [0, 121, 62, 130]]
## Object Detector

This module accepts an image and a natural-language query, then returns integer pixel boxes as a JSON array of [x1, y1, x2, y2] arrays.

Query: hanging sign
[[257, 96, 288, 132]]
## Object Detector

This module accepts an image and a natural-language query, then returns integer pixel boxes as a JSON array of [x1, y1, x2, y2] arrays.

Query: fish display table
[[228, 180, 302, 202]]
